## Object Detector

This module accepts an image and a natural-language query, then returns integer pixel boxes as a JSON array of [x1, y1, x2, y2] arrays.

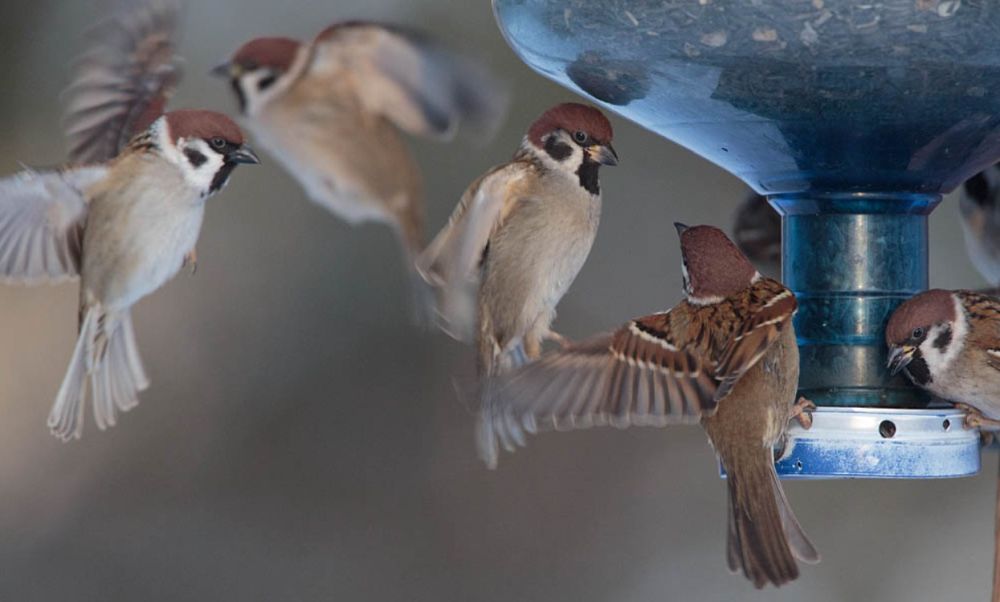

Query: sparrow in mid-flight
[[0, 0, 259, 439], [478, 224, 819, 588], [213, 22, 508, 313], [417, 103, 617, 377]]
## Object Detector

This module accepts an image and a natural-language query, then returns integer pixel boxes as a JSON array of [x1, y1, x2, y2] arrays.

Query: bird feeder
[[492, 0, 1000, 478]]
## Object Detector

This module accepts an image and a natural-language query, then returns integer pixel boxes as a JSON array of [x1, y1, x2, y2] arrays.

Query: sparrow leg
[[957, 403, 1000, 432], [542, 330, 571, 349], [183, 248, 197, 275], [788, 396, 816, 430]]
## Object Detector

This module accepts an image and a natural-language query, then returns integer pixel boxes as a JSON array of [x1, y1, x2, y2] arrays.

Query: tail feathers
[[724, 449, 817, 588], [48, 309, 149, 441]]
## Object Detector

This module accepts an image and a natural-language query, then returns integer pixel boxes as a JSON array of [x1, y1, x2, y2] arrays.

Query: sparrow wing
[[63, 0, 182, 164], [477, 278, 798, 467], [416, 161, 532, 342], [0, 166, 108, 284], [307, 22, 508, 140], [711, 283, 798, 402], [477, 310, 718, 468]]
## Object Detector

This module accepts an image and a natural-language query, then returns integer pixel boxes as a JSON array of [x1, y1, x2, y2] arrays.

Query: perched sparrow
[[959, 164, 1000, 288], [733, 191, 781, 277], [478, 224, 819, 588], [887, 289, 1000, 423], [417, 103, 618, 376], [0, 1, 259, 440], [212, 22, 508, 312]]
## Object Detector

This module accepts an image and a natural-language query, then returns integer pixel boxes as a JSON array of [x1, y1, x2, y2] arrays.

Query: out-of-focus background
[[0, 1, 993, 600]]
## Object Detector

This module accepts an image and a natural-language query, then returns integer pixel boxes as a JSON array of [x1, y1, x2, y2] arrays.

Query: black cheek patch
[[933, 327, 952, 351], [184, 149, 207, 168], [544, 136, 573, 161], [905, 351, 932, 386]]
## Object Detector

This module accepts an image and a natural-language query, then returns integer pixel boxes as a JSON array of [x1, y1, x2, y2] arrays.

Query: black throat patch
[[577, 158, 600, 195], [904, 350, 932, 386], [209, 162, 238, 195]]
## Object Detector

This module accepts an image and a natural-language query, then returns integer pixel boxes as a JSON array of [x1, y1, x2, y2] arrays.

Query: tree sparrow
[[887, 288, 1000, 424], [212, 22, 508, 313], [477, 224, 819, 588], [416, 103, 618, 376], [960, 164, 1000, 288], [0, 1, 259, 440]]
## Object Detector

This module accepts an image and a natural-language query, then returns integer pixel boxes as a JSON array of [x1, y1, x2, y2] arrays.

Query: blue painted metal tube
[[771, 193, 940, 408]]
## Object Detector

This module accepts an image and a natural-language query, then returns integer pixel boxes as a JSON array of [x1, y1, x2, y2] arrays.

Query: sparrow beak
[[674, 222, 689, 236], [211, 61, 238, 79], [588, 144, 619, 166], [227, 145, 261, 165], [887, 345, 915, 376]]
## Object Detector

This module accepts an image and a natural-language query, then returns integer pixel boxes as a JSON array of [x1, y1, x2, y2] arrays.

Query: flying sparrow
[[959, 164, 1000, 289], [733, 191, 781, 277], [0, 1, 259, 440], [887, 288, 1000, 425], [478, 224, 819, 588], [212, 22, 508, 313], [416, 103, 618, 376]]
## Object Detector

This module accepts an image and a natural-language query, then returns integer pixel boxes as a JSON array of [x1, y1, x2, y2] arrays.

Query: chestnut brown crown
[[164, 110, 246, 146], [229, 37, 301, 74], [885, 289, 956, 346], [527, 103, 613, 147], [677, 224, 759, 300]]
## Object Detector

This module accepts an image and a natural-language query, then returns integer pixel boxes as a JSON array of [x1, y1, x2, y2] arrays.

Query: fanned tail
[[48, 308, 149, 441], [724, 447, 818, 588]]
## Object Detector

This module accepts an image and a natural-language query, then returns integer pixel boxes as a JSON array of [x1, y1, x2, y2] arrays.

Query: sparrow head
[[212, 37, 303, 115], [886, 289, 965, 384], [675, 223, 760, 304], [523, 102, 617, 195], [154, 110, 260, 197]]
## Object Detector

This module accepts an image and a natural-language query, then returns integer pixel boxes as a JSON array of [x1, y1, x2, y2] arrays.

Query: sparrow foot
[[957, 403, 1000, 432], [183, 248, 198, 275], [789, 396, 816, 430], [543, 330, 571, 349]]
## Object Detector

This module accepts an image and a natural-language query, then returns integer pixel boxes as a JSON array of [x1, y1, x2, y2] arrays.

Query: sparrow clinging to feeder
[[417, 103, 618, 377], [477, 224, 819, 588]]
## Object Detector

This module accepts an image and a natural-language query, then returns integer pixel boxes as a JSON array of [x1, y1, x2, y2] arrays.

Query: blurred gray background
[[0, 1, 994, 600]]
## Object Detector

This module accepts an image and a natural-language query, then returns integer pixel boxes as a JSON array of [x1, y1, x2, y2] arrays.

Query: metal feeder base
[[773, 407, 980, 479]]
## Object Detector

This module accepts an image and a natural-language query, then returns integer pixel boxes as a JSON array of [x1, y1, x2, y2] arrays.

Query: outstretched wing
[[0, 166, 108, 284], [477, 278, 798, 467], [416, 161, 533, 342], [64, 0, 182, 164], [307, 22, 508, 140]]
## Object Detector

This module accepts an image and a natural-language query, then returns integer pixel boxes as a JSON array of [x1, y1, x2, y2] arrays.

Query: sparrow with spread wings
[[213, 22, 508, 315], [477, 224, 818, 588], [0, 0, 259, 440]]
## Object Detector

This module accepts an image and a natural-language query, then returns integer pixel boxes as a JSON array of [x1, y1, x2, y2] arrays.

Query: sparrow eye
[[573, 130, 589, 144], [210, 137, 227, 150], [911, 327, 925, 340]]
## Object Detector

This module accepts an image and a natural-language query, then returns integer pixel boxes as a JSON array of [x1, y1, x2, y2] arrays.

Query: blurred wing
[[711, 285, 797, 402], [416, 162, 531, 342], [64, 0, 182, 164], [0, 166, 108, 284], [309, 22, 508, 140], [477, 311, 718, 468]]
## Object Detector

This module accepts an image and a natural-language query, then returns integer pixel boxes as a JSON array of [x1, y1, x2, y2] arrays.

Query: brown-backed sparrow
[[212, 22, 508, 313], [0, 0, 259, 440], [960, 164, 1000, 288], [733, 191, 781, 277], [887, 289, 1000, 425], [416, 103, 617, 376], [477, 224, 819, 588]]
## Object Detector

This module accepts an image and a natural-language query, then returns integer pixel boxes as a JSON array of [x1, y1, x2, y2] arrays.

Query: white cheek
[[176, 139, 224, 195], [920, 302, 968, 374]]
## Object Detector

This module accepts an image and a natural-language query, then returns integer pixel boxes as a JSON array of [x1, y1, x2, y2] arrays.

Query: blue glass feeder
[[493, 0, 1000, 478]]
